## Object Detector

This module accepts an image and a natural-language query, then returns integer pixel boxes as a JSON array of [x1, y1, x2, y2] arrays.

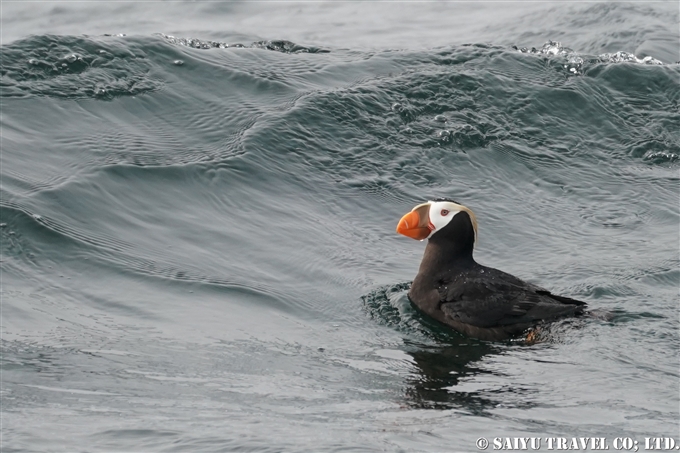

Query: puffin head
[[396, 198, 478, 244]]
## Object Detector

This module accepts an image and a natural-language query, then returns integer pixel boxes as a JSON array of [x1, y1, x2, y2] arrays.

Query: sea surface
[[1, 2, 679, 452]]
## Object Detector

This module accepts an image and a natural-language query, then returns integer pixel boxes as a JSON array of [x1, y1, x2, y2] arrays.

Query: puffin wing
[[438, 267, 585, 328]]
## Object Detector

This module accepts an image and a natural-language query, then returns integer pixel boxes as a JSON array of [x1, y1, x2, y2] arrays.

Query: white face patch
[[426, 200, 478, 244]]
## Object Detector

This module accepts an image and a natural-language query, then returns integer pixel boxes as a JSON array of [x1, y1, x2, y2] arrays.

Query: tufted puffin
[[396, 198, 586, 341]]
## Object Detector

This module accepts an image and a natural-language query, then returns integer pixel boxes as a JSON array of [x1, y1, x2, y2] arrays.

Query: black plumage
[[402, 205, 586, 341]]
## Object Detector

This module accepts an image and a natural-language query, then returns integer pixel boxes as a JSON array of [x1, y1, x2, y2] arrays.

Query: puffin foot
[[525, 327, 540, 345]]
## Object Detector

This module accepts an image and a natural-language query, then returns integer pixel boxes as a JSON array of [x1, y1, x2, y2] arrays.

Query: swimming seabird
[[396, 198, 586, 341]]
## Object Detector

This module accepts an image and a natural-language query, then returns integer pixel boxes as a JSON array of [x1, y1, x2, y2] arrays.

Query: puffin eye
[[441, 209, 449, 216]]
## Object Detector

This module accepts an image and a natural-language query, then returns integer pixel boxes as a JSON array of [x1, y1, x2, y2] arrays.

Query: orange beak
[[396, 204, 433, 240]]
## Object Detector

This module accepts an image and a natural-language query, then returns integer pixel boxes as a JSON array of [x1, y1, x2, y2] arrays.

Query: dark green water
[[2, 2, 679, 452]]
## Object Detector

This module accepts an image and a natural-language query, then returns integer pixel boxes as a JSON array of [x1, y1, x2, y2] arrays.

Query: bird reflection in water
[[362, 284, 538, 412], [400, 314, 582, 411], [402, 336, 499, 412]]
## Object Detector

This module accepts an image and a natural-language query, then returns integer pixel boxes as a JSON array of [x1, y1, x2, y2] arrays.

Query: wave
[[0, 34, 164, 99], [159, 33, 329, 54], [514, 40, 667, 76]]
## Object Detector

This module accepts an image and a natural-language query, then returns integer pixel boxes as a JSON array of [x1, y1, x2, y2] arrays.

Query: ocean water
[[1, 2, 679, 452]]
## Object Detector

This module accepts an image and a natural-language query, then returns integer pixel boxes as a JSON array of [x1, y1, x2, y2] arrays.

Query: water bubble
[[600, 51, 663, 65], [173, 60, 184, 66], [437, 130, 451, 138], [541, 41, 567, 56], [391, 102, 403, 112], [160, 33, 322, 53], [434, 115, 447, 123], [514, 40, 663, 76], [643, 152, 679, 164], [644, 56, 662, 64]]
